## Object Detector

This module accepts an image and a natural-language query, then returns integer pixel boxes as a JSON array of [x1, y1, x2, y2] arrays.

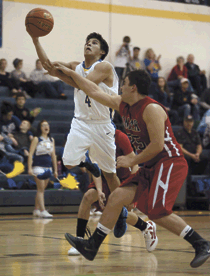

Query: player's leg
[[68, 188, 99, 255], [148, 158, 210, 268], [65, 184, 137, 261]]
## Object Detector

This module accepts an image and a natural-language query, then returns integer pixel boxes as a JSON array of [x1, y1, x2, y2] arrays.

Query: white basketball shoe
[[40, 210, 53, 218], [143, 220, 158, 252], [33, 209, 41, 217]]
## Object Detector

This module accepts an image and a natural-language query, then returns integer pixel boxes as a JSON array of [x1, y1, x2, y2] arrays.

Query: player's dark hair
[[86, 32, 109, 60], [36, 119, 51, 138], [15, 92, 26, 101], [126, 70, 151, 96], [133, 47, 140, 51], [1, 101, 13, 115]]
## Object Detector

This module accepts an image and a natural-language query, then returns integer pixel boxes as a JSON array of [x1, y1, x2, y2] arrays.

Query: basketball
[[25, 8, 54, 37]]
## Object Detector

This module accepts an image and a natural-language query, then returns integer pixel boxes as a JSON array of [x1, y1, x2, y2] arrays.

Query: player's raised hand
[[98, 191, 106, 210], [117, 155, 134, 169], [43, 60, 60, 77]]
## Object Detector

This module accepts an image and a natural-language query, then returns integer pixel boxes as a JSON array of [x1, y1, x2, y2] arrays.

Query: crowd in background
[[0, 37, 210, 198]]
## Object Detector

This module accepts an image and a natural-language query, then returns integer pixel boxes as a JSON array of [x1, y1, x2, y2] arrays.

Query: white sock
[[180, 225, 192, 238], [97, 222, 111, 235]]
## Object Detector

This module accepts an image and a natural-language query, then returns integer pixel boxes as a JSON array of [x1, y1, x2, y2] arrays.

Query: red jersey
[[115, 129, 133, 181], [119, 96, 183, 167]]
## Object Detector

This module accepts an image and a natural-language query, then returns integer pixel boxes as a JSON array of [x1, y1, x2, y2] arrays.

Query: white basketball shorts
[[62, 118, 116, 173]]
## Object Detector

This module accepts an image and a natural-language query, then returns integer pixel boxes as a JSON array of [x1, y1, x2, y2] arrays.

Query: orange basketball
[[25, 8, 54, 37]]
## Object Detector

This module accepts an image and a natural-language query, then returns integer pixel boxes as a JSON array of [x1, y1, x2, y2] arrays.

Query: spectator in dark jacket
[[172, 78, 200, 122], [0, 58, 22, 96], [13, 92, 41, 124], [153, 77, 179, 125], [175, 115, 210, 175], [185, 54, 207, 96]]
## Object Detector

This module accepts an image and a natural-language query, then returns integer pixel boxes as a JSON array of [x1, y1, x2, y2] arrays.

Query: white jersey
[[74, 60, 118, 121]]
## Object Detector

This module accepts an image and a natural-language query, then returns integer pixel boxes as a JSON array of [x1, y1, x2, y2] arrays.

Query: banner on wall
[[156, 0, 210, 6], [0, 0, 2, 48]]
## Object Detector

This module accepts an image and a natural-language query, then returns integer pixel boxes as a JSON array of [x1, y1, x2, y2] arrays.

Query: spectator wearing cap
[[13, 92, 41, 125], [185, 54, 207, 97], [30, 59, 67, 99], [10, 58, 38, 98], [175, 115, 210, 175], [172, 78, 200, 123]]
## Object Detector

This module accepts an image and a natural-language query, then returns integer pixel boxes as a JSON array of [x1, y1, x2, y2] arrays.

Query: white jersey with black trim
[[74, 60, 118, 121]]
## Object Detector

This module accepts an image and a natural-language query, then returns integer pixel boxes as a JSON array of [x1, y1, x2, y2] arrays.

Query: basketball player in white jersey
[[29, 32, 121, 191]]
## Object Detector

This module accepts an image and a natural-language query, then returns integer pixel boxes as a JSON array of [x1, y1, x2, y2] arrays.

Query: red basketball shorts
[[120, 157, 188, 220]]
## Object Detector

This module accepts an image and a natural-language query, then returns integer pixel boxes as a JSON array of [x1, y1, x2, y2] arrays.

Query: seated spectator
[[185, 54, 207, 97], [175, 115, 210, 175], [168, 56, 187, 82], [5, 120, 33, 163], [10, 58, 38, 98], [167, 56, 194, 93], [128, 47, 144, 70], [0, 132, 24, 164], [0, 58, 22, 96], [114, 36, 132, 86], [13, 92, 41, 124], [30, 59, 67, 99], [198, 88, 210, 117], [0, 101, 21, 135], [153, 77, 179, 125], [144, 48, 161, 83], [203, 123, 210, 150], [172, 78, 200, 123]]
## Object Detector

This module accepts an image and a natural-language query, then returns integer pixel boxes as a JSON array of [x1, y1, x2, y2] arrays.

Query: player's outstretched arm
[[54, 63, 122, 111]]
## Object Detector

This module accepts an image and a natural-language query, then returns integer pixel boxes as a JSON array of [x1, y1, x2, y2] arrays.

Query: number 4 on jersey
[[85, 95, 91, 107]]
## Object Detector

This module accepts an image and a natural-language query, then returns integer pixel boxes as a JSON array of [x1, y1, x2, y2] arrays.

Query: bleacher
[[0, 84, 84, 214]]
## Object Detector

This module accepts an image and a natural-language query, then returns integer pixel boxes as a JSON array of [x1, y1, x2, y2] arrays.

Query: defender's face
[[84, 38, 104, 58], [121, 76, 133, 102]]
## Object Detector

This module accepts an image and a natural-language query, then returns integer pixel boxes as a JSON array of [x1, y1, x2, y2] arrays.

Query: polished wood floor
[[0, 211, 210, 276]]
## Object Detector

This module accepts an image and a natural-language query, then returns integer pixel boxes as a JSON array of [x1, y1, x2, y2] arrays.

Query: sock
[[180, 225, 204, 246], [91, 222, 111, 248], [133, 217, 148, 232], [76, 218, 88, 238]]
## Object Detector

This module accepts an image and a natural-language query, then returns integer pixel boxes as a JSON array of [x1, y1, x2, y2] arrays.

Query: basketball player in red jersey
[[48, 65, 210, 268], [68, 128, 158, 255]]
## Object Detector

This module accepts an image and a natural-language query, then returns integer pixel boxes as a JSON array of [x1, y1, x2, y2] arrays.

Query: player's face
[[84, 38, 104, 58], [41, 121, 50, 135], [120, 77, 133, 102]]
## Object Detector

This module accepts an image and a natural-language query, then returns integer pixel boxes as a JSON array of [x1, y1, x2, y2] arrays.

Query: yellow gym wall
[[1, 0, 210, 82]]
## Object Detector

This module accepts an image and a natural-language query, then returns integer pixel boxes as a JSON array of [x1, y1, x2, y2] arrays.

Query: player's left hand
[[98, 191, 106, 210], [43, 60, 60, 77], [117, 155, 134, 169]]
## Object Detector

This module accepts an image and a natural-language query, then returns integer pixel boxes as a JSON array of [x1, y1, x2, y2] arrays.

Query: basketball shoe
[[65, 233, 97, 261], [79, 151, 101, 178], [33, 209, 41, 217], [190, 240, 210, 268], [114, 207, 128, 238], [143, 220, 158, 252], [68, 245, 81, 255], [40, 210, 53, 218]]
